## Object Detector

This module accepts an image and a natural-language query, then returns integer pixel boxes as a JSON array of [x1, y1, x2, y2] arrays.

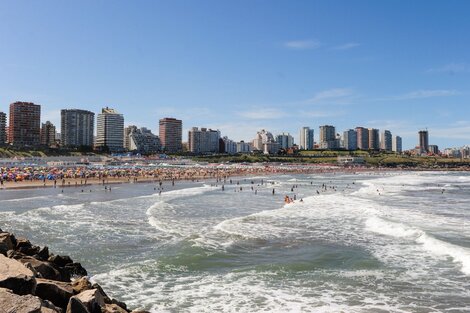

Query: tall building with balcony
[[96, 107, 124, 152], [380, 130, 392, 152], [319, 125, 338, 149], [159, 118, 182, 153], [392, 136, 402, 153], [343, 129, 357, 151], [0, 112, 6, 145], [299, 127, 314, 150], [8, 102, 41, 146], [355, 127, 369, 150], [276, 132, 294, 149], [61, 109, 95, 148], [188, 127, 220, 154], [419, 130, 429, 154], [40, 121, 56, 146], [368, 128, 380, 150]]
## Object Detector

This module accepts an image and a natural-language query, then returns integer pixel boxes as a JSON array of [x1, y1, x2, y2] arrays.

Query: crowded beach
[[0, 162, 372, 190]]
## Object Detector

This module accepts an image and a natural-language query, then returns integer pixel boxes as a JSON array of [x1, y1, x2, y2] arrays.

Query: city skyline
[[1, 1, 470, 149]]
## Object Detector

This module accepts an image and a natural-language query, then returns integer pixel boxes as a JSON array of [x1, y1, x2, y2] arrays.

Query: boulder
[[66, 296, 90, 313], [0, 254, 37, 295], [15, 255, 67, 282], [35, 278, 74, 309], [35, 246, 50, 261], [72, 277, 92, 294], [101, 304, 127, 313], [0, 232, 15, 255], [16, 237, 41, 256], [0, 287, 61, 313], [49, 255, 73, 267], [16, 237, 32, 249], [91, 283, 111, 303], [64, 262, 87, 278], [67, 289, 105, 313], [0, 287, 42, 313]]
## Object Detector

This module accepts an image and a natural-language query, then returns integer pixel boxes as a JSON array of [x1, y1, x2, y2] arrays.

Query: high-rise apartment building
[[159, 118, 182, 153], [380, 130, 392, 152], [319, 125, 338, 149], [61, 109, 95, 148], [368, 128, 380, 150], [188, 127, 220, 154], [343, 129, 357, 151], [276, 132, 294, 149], [96, 107, 124, 152], [392, 136, 402, 153], [299, 127, 314, 150], [8, 102, 41, 146], [0, 112, 6, 145], [355, 127, 369, 150], [419, 130, 429, 154], [40, 121, 56, 146]]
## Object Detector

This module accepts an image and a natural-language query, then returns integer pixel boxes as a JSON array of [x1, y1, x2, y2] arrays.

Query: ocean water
[[1, 171, 470, 312]]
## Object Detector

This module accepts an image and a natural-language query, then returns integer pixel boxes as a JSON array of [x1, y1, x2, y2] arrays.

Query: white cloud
[[427, 63, 470, 74], [332, 42, 360, 50], [284, 40, 321, 50], [396, 89, 460, 100], [306, 88, 356, 104], [238, 108, 286, 120]]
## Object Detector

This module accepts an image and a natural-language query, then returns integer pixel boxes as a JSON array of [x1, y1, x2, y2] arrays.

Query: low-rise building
[[124, 126, 161, 154]]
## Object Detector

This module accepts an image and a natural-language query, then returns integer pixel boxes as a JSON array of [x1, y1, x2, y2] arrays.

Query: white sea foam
[[366, 216, 470, 275], [92, 265, 414, 313]]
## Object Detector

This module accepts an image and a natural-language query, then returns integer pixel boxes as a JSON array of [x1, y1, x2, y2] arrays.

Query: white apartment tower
[[96, 107, 124, 152], [299, 127, 314, 150]]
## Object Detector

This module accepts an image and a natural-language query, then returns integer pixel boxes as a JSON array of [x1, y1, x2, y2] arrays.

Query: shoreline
[[1, 165, 467, 191]]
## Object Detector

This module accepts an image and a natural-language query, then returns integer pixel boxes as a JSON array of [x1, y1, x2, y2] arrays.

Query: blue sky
[[1, 0, 470, 149]]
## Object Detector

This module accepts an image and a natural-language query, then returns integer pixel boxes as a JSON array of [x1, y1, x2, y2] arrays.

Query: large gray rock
[[0, 254, 37, 295], [66, 289, 104, 313], [0, 287, 61, 313], [35, 278, 74, 309], [0, 232, 15, 255]]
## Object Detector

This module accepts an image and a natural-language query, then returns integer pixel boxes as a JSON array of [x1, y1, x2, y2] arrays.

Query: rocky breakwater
[[0, 229, 149, 313]]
